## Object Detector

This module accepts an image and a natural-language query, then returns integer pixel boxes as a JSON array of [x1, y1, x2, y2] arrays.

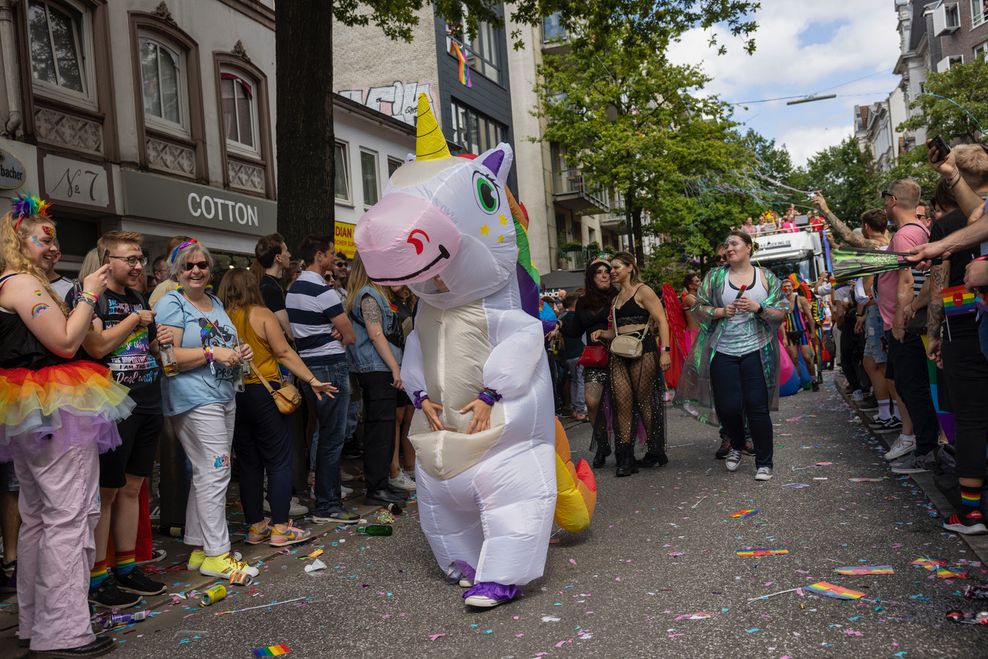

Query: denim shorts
[[863, 305, 887, 364]]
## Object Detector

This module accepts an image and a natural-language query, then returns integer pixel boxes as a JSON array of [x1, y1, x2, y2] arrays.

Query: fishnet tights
[[610, 350, 666, 454]]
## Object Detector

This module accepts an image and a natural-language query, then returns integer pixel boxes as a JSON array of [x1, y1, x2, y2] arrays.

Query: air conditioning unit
[[936, 55, 963, 72], [933, 2, 961, 36]]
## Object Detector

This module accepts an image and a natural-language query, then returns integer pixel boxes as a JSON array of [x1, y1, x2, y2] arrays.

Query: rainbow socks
[[90, 560, 109, 589], [961, 487, 982, 511], [115, 550, 136, 576]]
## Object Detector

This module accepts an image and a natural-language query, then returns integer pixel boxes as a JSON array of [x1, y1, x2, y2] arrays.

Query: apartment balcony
[[553, 169, 609, 214]]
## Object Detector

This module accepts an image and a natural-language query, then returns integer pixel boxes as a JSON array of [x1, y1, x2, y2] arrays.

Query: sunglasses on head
[[183, 261, 210, 272]]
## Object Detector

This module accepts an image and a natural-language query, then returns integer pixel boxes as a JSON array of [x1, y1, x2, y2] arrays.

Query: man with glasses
[[152, 256, 170, 286], [74, 231, 167, 608], [916, 200, 932, 230]]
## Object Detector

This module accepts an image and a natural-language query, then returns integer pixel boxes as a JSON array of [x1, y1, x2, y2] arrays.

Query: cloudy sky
[[669, 0, 902, 166]]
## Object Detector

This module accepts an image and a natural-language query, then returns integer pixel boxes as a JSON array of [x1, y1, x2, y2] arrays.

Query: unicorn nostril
[[407, 229, 430, 255]]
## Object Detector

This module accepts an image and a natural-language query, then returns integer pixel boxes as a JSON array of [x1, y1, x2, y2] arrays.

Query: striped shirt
[[286, 271, 346, 364]]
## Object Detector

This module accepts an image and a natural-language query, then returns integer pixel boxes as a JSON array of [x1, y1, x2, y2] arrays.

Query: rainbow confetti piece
[[730, 508, 760, 519], [253, 645, 291, 657], [736, 549, 789, 557], [835, 565, 894, 576], [803, 581, 866, 600], [912, 557, 969, 580]]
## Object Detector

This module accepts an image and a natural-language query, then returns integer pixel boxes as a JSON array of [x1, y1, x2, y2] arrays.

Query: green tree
[[900, 58, 988, 143], [792, 137, 880, 223], [534, 2, 758, 265]]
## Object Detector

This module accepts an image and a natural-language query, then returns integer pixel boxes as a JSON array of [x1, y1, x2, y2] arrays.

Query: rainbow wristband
[[477, 387, 501, 406], [412, 390, 429, 409]]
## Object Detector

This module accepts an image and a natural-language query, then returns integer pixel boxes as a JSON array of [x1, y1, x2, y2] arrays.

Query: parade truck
[[751, 226, 827, 283]]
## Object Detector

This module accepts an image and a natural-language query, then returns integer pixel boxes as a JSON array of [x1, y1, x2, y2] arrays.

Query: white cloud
[[778, 124, 853, 167]]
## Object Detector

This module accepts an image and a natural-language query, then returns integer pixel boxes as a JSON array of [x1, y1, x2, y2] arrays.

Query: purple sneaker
[[463, 582, 520, 608], [449, 560, 476, 588]]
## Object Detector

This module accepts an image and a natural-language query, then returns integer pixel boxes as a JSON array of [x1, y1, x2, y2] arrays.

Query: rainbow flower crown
[[11, 194, 51, 230]]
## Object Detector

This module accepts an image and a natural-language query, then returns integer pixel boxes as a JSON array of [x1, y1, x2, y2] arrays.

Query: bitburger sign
[[0, 149, 26, 191]]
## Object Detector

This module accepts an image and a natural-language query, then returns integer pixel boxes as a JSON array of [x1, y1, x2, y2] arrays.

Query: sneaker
[[754, 467, 773, 481], [463, 582, 520, 608], [889, 453, 933, 475], [115, 567, 167, 596], [307, 510, 361, 524], [246, 520, 272, 545], [263, 497, 309, 517], [725, 449, 742, 472], [850, 390, 864, 402], [943, 510, 988, 535], [341, 469, 360, 482], [89, 577, 142, 609], [31, 636, 115, 658], [884, 434, 916, 461], [742, 440, 755, 456], [341, 485, 354, 499], [714, 438, 731, 460], [870, 417, 901, 432], [200, 553, 260, 580], [186, 549, 205, 570], [389, 471, 416, 492], [403, 468, 416, 481], [270, 522, 313, 547], [136, 548, 167, 566]]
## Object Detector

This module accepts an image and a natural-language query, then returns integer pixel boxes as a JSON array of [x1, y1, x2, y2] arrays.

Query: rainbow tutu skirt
[[0, 361, 134, 460]]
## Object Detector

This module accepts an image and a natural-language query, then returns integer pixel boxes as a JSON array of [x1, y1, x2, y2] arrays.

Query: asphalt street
[[5, 374, 987, 658]]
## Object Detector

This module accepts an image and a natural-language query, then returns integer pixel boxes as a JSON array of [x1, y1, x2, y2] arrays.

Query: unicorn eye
[[473, 172, 499, 214]]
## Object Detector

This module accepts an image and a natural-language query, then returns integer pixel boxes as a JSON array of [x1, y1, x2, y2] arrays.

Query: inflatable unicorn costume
[[355, 95, 595, 609]]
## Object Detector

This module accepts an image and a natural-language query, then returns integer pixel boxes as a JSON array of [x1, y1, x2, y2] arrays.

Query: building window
[[335, 141, 351, 204], [542, 12, 567, 43], [360, 149, 379, 207], [976, 41, 988, 60], [27, 0, 92, 102], [446, 18, 502, 84], [138, 37, 186, 134], [450, 100, 506, 155], [974, 0, 987, 27], [220, 70, 259, 156], [387, 156, 403, 177]]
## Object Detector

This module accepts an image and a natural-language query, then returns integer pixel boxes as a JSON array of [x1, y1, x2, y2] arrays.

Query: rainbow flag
[[803, 581, 866, 600], [943, 285, 977, 317], [451, 41, 472, 88], [736, 549, 789, 557], [730, 509, 759, 519], [835, 565, 894, 576], [911, 557, 969, 579], [253, 646, 291, 657]]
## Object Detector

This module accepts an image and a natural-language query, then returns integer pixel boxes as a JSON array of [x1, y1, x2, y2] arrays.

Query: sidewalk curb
[[835, 383, 988, 566]]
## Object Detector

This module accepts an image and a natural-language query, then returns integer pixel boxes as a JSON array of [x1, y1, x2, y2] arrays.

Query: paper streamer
[[730, 509, 760, 519], [835, 565, 894, 576], [736, 549, 789, 557], [253, 645, 291, 657]]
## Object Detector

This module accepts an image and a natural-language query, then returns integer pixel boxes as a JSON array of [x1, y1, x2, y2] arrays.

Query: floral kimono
[[675, 266, 789, 426]]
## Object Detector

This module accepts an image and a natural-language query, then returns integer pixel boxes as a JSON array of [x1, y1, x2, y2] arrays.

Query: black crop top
[[0, 274, 66, 370]]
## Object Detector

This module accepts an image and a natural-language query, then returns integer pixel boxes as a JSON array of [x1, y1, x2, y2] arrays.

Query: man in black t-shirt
[[926, 144, 988, 537], [79, 231, 167, 608], [255, 233, 292, 338]]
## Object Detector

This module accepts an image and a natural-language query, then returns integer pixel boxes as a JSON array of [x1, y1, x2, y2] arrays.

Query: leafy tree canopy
[[900, 58, 988, 143]]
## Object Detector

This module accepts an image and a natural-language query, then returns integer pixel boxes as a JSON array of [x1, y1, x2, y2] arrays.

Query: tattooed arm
[[925, 262, 947, 367], [812, 193, 881, 249]]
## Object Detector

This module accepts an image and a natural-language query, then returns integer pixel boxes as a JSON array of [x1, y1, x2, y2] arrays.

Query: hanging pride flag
[[736, 549, 789, 557], [942, 285, 977, 317], [803, 581, 866, 600], [451, 41, 472, 88], [730, 509, 760, 519], [835, 565, 894, 576]]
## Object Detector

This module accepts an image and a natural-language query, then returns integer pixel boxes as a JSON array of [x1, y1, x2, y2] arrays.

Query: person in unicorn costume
[[355, 95, 593, 609]]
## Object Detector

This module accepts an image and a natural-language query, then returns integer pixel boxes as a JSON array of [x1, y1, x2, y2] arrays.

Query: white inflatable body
[[355, 96, 556, 591]]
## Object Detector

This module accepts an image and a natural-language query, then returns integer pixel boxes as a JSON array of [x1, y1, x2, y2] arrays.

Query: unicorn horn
[[415, 93, 451, 161]]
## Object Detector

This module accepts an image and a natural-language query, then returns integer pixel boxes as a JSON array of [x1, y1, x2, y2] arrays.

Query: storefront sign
[[121, 169, 276, 236], [0, 149, 26, 190], [42, 153, 110, 208], [335, 221, 356, 258]]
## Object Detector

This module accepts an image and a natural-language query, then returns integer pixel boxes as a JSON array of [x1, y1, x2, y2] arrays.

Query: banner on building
[[335, 221, 356, 258]]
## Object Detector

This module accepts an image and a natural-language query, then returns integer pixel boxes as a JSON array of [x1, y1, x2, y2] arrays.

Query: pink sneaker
[[246, 519, 271, 545], [270, 522, 313, 547]]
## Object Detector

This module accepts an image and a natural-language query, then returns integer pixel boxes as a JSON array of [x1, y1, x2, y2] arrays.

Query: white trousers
[[15, 442, 99, 651], [171, 400, 236, 556]]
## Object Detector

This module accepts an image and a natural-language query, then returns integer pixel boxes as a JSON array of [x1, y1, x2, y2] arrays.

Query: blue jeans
[[566, 357, 587, 413], [304, 361, 351, 515], [710, 350, 773, 468]]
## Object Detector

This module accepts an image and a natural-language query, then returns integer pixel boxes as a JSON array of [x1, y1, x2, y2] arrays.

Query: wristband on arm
[[477, 387, 502, 406], [413, 390, 429, 409]]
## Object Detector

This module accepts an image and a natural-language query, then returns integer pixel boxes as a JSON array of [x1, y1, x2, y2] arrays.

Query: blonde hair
[[0, 211, 67, 314], [78, 247, 102, 281], [344, 252, 390, 316], [217, 267, 264, 313], [888, 179, 921, 210], [952, 144, 988, 190], [610, 251, 642, 285], [97, 231, 143, 258]]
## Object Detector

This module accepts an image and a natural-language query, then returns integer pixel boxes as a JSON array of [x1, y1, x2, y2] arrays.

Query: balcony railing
[[553, 168, 609, 213]]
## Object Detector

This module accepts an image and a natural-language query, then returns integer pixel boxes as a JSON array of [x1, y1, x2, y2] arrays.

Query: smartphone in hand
[[929, 135, 950, 163]]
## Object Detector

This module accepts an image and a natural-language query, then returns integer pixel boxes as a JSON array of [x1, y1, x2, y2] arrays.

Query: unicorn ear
[[479, 143, 513, 184]]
